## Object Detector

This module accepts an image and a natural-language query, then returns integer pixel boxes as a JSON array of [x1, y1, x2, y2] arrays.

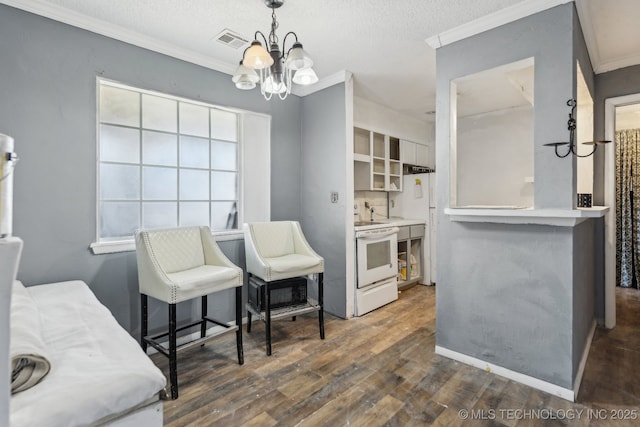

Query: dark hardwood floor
[[153, 285, 640, 426]]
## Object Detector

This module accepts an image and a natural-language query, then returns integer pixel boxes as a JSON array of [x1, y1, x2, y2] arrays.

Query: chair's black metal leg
[[318, 273, 325, 340], [141, 294, 148, 352], [292, 316, 296, 322], [201, 295, 207, 339], [235, 286, 244, 365], [265, 281, 272, 356], [169, 303, 178, 400], [247, 274, 252, 333]]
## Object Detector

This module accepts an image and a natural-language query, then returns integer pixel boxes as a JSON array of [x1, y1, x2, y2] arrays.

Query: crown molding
[[595, 53, 640, 74], [573, 0, 600, 72], [292, 70, 352, 97], [574, 0, 638, 74], [0, 0, 236, 75], [2, 0, 349, 98], [425, 0, 573, 49]]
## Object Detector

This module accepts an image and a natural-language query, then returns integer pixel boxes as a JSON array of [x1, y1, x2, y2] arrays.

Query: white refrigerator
[[389, 172, 436, 285]]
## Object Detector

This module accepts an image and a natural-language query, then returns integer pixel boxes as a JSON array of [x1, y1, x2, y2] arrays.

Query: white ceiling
[[3, 0, 640, 121]]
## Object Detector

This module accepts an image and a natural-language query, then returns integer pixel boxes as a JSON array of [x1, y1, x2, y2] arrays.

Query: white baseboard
[[435, 345, 576, 401], [573, 320, 596, 398]]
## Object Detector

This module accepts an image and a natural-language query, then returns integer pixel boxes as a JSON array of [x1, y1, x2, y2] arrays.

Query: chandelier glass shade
[[232, 0, 316, 100]]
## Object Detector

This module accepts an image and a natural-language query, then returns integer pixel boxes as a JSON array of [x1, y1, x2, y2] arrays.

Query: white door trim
[[603, 93, 640, 329]]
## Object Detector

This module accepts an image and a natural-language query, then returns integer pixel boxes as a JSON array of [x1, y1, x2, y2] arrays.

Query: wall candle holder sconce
[[544, 99, 610, 158]]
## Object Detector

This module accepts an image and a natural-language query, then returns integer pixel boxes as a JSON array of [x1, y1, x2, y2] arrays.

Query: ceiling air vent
[[214, 29, 249, 49]]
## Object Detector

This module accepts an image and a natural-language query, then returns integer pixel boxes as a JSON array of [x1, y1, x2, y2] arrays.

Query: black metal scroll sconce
[[544, 99, 610, 158]]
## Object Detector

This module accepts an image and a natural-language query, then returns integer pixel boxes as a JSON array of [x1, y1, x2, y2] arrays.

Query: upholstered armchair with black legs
[[243, 221, 325, 356], [135, 226, 243, 400]]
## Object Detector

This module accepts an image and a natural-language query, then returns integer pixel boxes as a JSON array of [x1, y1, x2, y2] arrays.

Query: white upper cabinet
[[354, 126, 402, 192], [416, 143, 429, 167], [401, 139, 416, 165], [401, 139, 432, 168]]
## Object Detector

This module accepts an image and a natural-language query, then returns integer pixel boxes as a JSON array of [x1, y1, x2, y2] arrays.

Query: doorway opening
[[604, 93, 640, 328]]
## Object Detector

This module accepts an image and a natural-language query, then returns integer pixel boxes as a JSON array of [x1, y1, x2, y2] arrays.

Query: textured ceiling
[[3, 0, 640, 121]]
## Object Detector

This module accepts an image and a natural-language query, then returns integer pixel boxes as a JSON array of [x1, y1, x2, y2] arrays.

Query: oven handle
[[355, 227, 399, 239]]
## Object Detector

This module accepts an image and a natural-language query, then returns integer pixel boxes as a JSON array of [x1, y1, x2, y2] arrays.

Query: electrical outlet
[[330, 192, 339, 203]]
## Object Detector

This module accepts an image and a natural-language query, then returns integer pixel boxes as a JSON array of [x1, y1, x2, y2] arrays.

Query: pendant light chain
[[269, 6, 279, 46]]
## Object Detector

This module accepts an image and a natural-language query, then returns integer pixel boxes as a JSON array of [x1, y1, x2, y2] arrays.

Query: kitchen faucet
[[364, 201, 374, 221]]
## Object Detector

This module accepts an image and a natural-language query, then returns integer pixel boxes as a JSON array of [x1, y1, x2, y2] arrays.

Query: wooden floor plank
[[152, 285, 640, 426]]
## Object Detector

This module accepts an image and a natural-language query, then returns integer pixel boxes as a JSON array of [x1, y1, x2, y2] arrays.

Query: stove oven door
[[356, 227, 398, 288]]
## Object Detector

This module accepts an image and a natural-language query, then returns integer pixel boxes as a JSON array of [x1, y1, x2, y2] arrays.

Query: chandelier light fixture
[[232, 0, 318, 100], [544, 99, 610, 158]]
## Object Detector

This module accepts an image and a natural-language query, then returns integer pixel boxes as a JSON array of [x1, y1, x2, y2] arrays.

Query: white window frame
[[90, 79, 271, 254]]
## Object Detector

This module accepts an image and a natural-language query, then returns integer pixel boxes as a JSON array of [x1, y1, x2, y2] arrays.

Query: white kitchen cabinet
[[416, 143, 429, 167], [401, 139, 432, 168], [400, 139, 416, 165], [353, 126, 402, 192]]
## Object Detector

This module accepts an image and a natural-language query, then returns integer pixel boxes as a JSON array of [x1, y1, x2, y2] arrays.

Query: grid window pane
[[211, 141, 237, 171], [143, 131, 177, 166], [143, 202, 177, 229], [180, 169, 209, 200], [142, 94, 177, 132], [180, 202, 209, 226], [100, 85, 139, 127], [210, 109, 237, 141], [100, 164, 140, 200], [98, 81, 242, 241], [100, 125, 140, 164], [143, 166, 177, 200], [211, 171, 237, 200], [100, 202, 140, 238], [180, 136, 209, 168], [211, 201, 237, 230], [179, 103, 209, 137]]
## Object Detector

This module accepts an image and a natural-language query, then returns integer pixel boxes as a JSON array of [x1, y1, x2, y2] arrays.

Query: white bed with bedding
[[8, 280, 166, 427]]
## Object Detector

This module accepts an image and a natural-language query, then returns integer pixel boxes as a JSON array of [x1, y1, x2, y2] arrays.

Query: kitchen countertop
[[354, 217, 426, 231]]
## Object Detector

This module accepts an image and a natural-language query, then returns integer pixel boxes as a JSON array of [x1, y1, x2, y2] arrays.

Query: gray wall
[[437, 223, 575, 387], [0, 4, 303, 335], [572, 220, 595, 379], [300, 84, 348, 318], [571, 0, 600, 349], [435, 4, 596, 389], [593, 64, 640, 205], [592, 64, 640, 320]]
